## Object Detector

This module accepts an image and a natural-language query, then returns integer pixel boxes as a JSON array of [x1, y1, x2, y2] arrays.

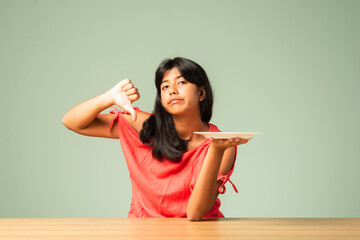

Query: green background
[[1, 0, 359, 218]]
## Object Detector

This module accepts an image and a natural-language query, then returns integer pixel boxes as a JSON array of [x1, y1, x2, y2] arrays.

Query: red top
[[108, 106, 238, 218]]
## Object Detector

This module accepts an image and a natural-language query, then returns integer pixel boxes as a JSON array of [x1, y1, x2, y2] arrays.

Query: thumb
[[122, 104, 137, 122]]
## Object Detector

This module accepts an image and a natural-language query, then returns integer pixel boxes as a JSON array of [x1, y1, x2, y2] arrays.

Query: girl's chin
[[165, 107, 187, 115], [163, 103, 199, 115], [166, 107, 199, 117], [167, 110, 186, 116]]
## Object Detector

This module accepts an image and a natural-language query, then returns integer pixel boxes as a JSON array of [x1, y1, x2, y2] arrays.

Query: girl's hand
[[209, 137, 250, 152], [109, 78, 140, 121]]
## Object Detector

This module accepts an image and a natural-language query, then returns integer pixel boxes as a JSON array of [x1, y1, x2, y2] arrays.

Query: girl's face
[[160, 67, 205, 116]]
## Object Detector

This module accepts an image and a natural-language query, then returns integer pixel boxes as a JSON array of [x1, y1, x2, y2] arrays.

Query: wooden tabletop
[[1, 218, 359, 239]]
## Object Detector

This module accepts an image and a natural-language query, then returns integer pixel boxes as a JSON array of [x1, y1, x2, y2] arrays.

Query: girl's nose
[[169, 84, 178, 95]]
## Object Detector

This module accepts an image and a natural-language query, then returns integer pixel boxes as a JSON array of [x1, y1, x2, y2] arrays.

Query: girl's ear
[[199, 87, 206, 101]]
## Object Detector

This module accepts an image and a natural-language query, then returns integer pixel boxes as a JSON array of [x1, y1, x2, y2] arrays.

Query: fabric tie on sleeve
[[108, 106, 140, 136], [218, 176, 238, 194]]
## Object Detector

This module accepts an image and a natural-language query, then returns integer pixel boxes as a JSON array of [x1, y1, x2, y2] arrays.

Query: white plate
[[193, 132, 264, 139]]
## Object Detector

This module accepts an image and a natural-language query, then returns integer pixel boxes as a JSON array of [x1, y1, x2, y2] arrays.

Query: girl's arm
[[186, 138, 249, 221], [62, 79, 148, 138]]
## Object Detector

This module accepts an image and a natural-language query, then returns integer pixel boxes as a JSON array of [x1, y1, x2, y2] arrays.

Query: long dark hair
[[139, 57, 214, 162]]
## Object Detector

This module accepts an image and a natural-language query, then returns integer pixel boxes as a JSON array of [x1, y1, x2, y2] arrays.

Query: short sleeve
[[107, 106, 151, 149], [107, 106, 142, 137], [217, 145, 238, 194], [107, 106, 153, 164]]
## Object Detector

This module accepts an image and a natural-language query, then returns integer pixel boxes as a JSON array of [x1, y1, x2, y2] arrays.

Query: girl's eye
[[178, 80, 187, 85], [161, 85, 169, 90]]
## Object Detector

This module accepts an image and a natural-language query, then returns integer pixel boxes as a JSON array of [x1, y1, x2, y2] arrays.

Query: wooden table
[[1, 218, 359, 239]]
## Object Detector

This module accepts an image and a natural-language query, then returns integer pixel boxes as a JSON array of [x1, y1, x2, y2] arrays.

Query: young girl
[[62, 57, 249, 221]]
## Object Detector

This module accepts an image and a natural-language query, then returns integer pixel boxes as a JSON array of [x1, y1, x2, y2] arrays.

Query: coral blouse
[[108, 106, 238, 218]]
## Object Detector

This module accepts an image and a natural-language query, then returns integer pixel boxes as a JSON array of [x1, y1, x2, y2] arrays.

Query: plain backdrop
[[1, 0, 359, 217]]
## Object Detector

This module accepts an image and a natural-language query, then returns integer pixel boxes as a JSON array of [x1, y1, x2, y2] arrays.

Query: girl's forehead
[[163, 67, 181, 80]]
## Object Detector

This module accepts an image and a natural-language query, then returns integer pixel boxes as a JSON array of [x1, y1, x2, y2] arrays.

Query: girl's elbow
[[62, 117, 71, 129], [62, 118, 75, 131], [186, 206, 205, 221], [187, 212, 203, 222]]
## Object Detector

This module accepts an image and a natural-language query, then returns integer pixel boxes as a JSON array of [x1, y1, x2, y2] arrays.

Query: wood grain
[[0, 218, 359, 240]]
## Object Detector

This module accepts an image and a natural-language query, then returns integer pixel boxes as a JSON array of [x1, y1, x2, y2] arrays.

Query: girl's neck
[[172, 114, 209, 141]]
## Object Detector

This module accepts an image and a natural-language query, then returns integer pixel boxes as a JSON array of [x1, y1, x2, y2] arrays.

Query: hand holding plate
[[209, 137, 250, 151]]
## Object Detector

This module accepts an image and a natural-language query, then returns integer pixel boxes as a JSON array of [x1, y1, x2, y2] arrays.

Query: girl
[[62, 57, 249, 221]]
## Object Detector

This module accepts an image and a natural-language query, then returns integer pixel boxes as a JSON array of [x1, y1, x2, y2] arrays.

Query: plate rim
[[193, 132, 264, 135]]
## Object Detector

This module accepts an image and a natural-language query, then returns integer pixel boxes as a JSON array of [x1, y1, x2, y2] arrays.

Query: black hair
[[139, 57, 214, 162]]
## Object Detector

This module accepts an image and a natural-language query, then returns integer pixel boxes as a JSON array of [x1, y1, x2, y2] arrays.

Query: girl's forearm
[[186, 145, 224, 221], [62, 90, 114, 130]]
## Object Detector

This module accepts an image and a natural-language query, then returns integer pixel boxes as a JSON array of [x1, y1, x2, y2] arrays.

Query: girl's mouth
[[169, 98, 184, 104]]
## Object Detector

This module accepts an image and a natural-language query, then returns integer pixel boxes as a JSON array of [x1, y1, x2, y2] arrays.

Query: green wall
[[1, 0, 359, 217]]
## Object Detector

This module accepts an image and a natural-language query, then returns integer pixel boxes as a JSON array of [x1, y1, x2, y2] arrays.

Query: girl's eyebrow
[[161, 75, 182, 84]]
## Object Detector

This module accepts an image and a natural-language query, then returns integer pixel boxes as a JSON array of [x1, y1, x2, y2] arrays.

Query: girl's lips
[[169, 98, 183, 104]]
